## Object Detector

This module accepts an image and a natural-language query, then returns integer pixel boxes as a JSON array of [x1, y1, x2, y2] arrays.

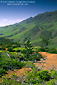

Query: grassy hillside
[[0, 10, 57, 47]]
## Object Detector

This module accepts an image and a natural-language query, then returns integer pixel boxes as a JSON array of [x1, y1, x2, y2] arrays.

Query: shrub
[[7, 47, 14, 52], [2, 76, 21, 85], [25, 61, 35, 69], [38, 47, 48, 52], [16, 50, 21, 52], [46, 79, 56, 85], [48, 48, 57, 54], [25, 69, 51, 84], [50, 70, 57, 79], [0, 68, 6, 77], [37, 70, 51, 81]]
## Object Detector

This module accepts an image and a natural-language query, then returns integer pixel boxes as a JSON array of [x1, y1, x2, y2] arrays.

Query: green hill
[[0, 10, 57, 48]]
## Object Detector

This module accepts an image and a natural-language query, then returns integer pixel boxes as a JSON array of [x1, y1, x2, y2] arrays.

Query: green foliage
[[38, 41, 57, 54], [25, 69, 50, 84], [37, 70, 50, 81], [25, 61, 36, 69], [0, 68, 6, 77], [48, 48, 57, 54], [38, 47, 48, 52], [10, 59, 25, 70], [25, 69, 57, 85], [40, 30, 52, 49], [0, 37, 14, 46], [7, 47, 14, 52], [21, 39, 42, 61], [46, 79, 56, 85], [2, 76, 22, 85], [39, 47, 57, 54], [1, 68, 57, 85], [0, 11, 57, 47], [0, 52, 25, 77], [50, 70, 57, 79]]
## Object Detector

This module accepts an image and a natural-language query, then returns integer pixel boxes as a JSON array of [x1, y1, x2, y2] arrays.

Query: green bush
[[38, 47, 48, 52], [38, 47, 46, 52], [2, 76, 22, 85], [25, 61, 36, 69], [46, 79, 56, 85], [50, 70, 57, 79], [25, 69, 51, 84], [0, 52, 25, 71], [7, 47, 14, 52], [16, 50, 21, 52], [1, 68, 57, 85], [37, 70, 50, 81], [0, 68, 6, 77], [48, 48, 57, 54]]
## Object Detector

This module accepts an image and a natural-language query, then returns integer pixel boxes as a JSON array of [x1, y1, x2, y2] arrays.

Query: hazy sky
[[0, 0, 57, 27]]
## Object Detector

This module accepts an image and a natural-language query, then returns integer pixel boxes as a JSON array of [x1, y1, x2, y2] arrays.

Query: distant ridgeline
[[0, 10, 57, 47]]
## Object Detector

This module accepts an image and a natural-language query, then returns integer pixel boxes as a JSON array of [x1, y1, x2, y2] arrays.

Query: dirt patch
[[15, 68, 32, 76], [0, 52, 57, 83], [5, 68, 32, 78], [0, 68, 32, 83], [34, 52, 57, 71]]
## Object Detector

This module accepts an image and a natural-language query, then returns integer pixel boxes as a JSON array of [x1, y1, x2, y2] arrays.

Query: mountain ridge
[[0, 10, 57, 47]]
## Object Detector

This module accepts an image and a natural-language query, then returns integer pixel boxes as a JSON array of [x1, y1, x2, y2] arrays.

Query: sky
[[0, 0, 57, 27]]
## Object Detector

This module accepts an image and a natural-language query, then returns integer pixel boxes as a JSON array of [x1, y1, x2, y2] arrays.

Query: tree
[[21, 39, 41, 61], [22, 39, 34, 60]]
